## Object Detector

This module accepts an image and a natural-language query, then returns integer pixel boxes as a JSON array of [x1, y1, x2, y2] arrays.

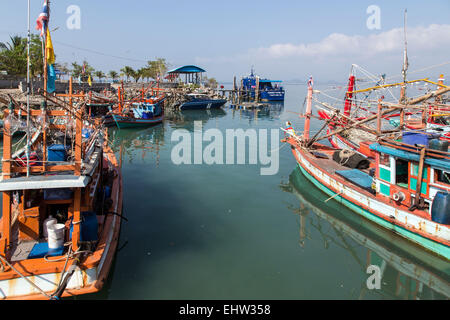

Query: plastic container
[[47, 223, 65, 249], [43, 215, 57, 238], [47, 144, 68, 162], [431, 191, 450, 225], [429, 139, 449, 152], [70, 211, 98, 242]]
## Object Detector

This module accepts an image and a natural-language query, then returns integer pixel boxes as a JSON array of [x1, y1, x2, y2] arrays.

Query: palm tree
[[108, 70, 118, 82], [0, 35, 27, 76], [120, 66, 135, 82], [94, 70, 105, 82]]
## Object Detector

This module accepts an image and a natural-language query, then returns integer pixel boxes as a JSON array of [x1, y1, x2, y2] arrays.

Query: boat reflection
[[230, 102, 284, 123], [280, 167, 450, 300], [109, 125, 165, 165], [166, 108, 227, 131]]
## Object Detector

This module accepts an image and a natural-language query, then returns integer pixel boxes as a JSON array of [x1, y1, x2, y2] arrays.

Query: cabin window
[[395, 159, 409, 188], [435, 169, 450, 185]]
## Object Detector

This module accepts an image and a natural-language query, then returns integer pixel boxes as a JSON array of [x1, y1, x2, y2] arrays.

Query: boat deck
[[291, 140, 431, 221]]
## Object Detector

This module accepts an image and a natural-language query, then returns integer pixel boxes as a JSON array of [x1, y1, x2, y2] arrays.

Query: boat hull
[[104, 114, 163, 129], [0, 145, 123, 300], [289, 142, 450, 260], [260, 90, 285, 102], [180, 99, 227, 110]]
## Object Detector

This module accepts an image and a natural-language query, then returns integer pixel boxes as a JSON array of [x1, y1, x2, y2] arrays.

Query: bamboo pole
[[314, 106, 400, 142]]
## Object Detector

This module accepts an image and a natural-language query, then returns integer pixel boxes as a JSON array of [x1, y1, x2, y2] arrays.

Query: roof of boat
[[0, 174, 91, 191], [370, 143, 450, 171], [259, 79, 283, 83]]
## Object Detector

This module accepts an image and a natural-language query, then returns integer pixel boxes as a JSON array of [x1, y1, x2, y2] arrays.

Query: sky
[[1, 0, 450, 83]]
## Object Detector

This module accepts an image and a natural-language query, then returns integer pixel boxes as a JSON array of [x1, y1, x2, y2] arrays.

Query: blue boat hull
[[180, 99, 227, 110], [104, 114, 163, 129], [260, 90, 285, 101]]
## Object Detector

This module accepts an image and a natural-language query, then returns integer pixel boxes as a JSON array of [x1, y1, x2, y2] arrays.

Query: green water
[[82, 84, 449, 300]]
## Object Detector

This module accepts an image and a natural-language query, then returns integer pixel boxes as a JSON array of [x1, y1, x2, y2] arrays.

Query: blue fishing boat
[[241, 69, 285, 102], [179, 94, 227, 110], [104, 100, 164, 129]]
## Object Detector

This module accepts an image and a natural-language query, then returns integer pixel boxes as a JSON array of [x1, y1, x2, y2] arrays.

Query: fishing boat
[[179, 93, 227, 110], [240, 68, 285, 102], [320, 73, 450, 157], [104, 84, 165, 129], [0, 101, 123, 299], [282, 81, 450, 260]]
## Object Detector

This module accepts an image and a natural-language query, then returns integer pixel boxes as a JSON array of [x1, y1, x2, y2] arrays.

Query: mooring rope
[[0, 254, 52, 299]]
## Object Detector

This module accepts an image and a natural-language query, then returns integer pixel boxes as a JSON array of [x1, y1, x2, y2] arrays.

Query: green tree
[[0, 35, 50, 78], [120, 66, 135, 82], [204, 76, 218, 89], [108, 70, 118, 81], [145, 58, 169, 80], [94, 70, 105, 81], [71, 60, 94, 80]]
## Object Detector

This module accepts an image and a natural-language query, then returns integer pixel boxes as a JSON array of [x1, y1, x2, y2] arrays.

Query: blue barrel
[[70, 211, 99, 241], [431, 191, 450, 225], [47, 144, 68, 162], [429, 139, 449, 152]]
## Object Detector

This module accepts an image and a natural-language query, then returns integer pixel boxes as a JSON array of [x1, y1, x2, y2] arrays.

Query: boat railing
[[378, 138, 450, 161], [2, 107, 93, 178]]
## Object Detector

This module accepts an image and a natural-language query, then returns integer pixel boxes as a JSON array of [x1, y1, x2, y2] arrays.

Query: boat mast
[[304, 77, 313, 140], [26, 0, 31, 176], [399, 9, 408, 128]]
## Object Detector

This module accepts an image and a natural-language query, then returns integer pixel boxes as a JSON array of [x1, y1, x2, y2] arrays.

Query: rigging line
[[385, 61, 450, 81], [354, 65, 397, 101], [52, 40, 147, 63]]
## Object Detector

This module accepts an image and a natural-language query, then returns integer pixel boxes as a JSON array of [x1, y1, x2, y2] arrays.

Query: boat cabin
[[370, 139, 450, 218]]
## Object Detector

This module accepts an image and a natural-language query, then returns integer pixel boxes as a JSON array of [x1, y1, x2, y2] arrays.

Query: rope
[[0, 254, 52, 299]]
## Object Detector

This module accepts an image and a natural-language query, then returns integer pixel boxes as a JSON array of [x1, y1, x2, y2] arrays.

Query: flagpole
[[26, 0, 31, 177]]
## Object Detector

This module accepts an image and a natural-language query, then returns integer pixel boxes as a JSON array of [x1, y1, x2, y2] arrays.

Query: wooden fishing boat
[[320, 72, 450, 157], [0, 103, 123, 299], [104, 83, 165, 129], [282, 83, 450, 260]]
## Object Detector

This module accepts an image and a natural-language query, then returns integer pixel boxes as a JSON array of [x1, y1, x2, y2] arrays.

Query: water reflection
[[229, 102, 284, 124], [280, 167, 450, 300], [166, 109, 227, 131], [109, 125, 165, 165]]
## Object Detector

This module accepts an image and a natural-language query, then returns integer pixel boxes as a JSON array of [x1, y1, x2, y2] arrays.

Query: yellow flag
[[46, 28, 55, 65], [88, 75, 92, 86]]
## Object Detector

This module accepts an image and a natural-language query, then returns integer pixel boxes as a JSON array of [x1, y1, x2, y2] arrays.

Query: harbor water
[[73, 84, 448, 300]]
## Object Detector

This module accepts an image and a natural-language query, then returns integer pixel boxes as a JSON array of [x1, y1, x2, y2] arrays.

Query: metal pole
[[26, 0, 31, 177]]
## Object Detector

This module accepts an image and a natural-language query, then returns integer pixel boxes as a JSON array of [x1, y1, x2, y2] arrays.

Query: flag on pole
[[88, 75, 92, 86], [46, 28, 55, 65], [36, 0, 49, 36]]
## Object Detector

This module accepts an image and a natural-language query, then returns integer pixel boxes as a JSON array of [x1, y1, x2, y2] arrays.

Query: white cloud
[[252, 24, 450, 59], [197, 24, 450, 63]]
